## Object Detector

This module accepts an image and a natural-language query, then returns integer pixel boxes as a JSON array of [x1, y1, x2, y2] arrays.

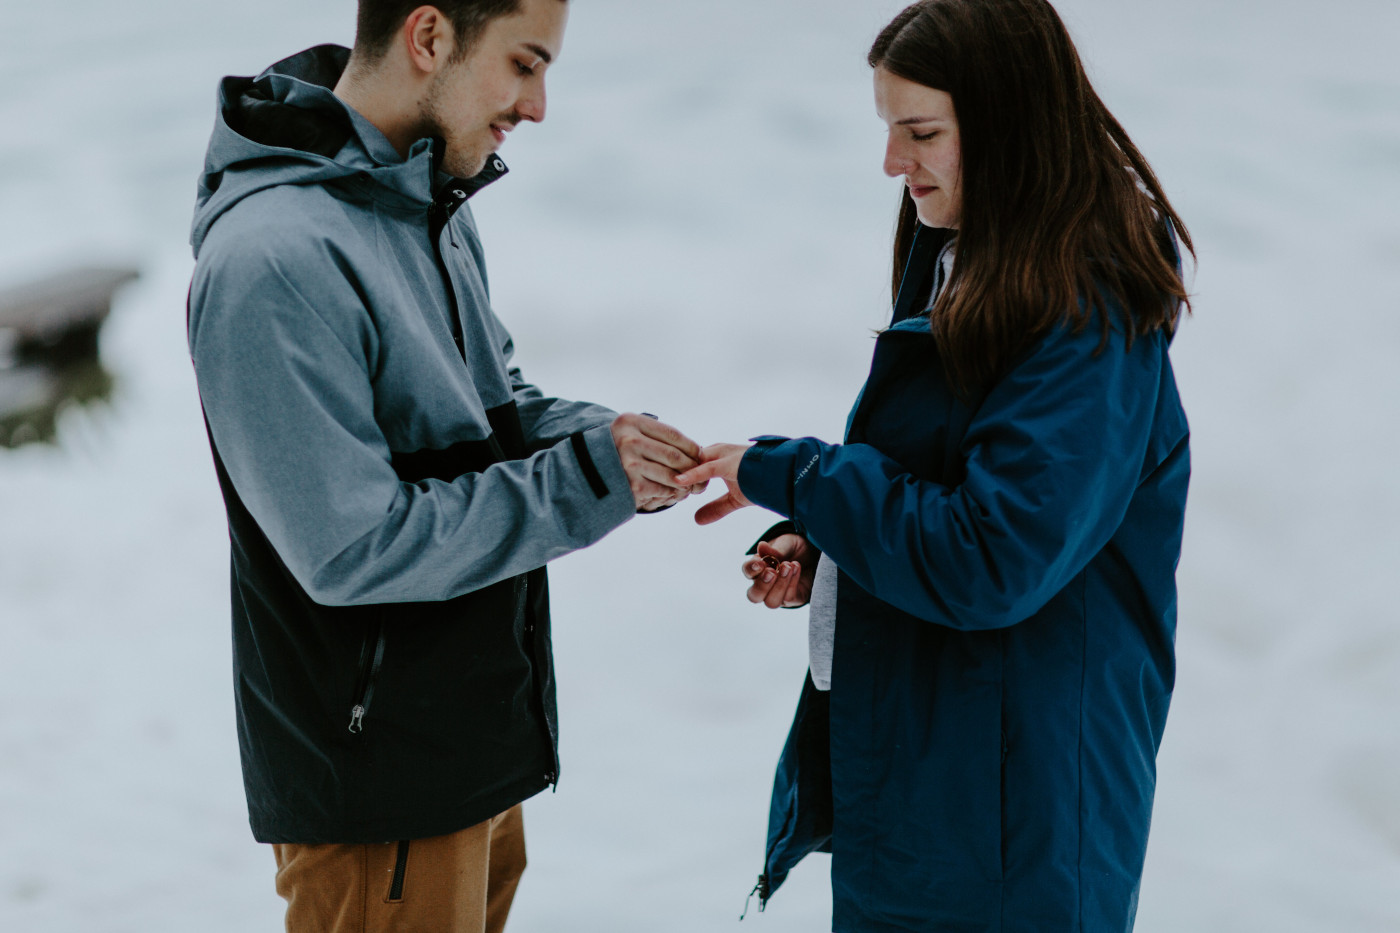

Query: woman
[[675, 1, 1193, 929]]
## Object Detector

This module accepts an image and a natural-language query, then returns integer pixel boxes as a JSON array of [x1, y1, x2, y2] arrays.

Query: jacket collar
[[892, 226, 956, 325]]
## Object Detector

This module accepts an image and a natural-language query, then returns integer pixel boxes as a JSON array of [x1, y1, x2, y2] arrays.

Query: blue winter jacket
[[738, 227, 1190, 931]]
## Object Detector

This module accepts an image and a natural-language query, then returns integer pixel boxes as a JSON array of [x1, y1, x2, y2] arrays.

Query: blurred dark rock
[[0, 266, 139, 364], [0, 266, 135, 449]]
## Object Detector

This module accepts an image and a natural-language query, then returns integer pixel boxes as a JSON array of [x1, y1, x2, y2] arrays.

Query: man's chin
[[440, 147, 491, 180]]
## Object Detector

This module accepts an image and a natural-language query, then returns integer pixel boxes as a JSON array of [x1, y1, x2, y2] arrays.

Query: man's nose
[[517, 81, 547, 123]]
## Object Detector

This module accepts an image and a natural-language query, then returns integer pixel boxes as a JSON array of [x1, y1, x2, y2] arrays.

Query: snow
[[2, 0, 1398, 930]]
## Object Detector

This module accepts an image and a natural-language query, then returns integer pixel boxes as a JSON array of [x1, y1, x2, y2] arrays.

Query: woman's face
[[874, 67, 962, 229]]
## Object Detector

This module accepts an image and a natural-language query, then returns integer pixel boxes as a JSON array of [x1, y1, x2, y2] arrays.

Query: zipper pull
[[739, 874, 770, 920], [348, 705, 366, 734], [440, 189, 465, 249]]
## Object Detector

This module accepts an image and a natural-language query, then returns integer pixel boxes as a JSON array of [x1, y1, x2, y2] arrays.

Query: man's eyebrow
[[523, 43, 553, 65]]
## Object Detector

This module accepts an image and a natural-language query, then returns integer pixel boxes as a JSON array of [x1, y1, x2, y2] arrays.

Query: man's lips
[[490, 125, 509, 144]]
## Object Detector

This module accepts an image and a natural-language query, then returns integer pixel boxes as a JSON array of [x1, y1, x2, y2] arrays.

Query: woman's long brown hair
[[870, 0, 1194, 397]]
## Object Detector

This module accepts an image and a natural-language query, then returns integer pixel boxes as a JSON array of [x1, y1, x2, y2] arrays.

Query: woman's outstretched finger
[[674, 460, 719, 487], [694, 492, 747, 525], [632, 455, 695, 490]]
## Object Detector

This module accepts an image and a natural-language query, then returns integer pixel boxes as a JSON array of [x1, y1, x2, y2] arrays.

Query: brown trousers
[[272, 806, 526, 933]]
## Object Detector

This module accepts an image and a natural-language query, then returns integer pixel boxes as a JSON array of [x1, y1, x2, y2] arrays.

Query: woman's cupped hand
[[743, 534, 817, 609]]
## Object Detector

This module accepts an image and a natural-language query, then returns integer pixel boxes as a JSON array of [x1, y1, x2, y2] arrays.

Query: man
[[186, 2, 702, 930]]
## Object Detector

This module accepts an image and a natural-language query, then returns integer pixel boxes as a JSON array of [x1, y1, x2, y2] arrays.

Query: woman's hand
[[743, 534, 817, 609], [674, 443, 754, 525]]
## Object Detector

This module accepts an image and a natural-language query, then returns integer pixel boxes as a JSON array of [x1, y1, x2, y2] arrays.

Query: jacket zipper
[[348, 620, 386, 734], [429, 161, 557, 785], [740, 873, 771, 920], [429, 191, 468, 361], [516, 574, 531, 638]]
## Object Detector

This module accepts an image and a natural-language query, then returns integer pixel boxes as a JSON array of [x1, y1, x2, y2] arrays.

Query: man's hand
[[743, 534, 817, 609], [610, 413, 706, 512], [674, 443, 754, 524]]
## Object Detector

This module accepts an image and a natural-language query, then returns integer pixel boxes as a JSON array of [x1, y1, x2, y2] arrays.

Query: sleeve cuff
[[570, 431, 610, 499], [572, 424, 636, 528], [738, 436, 822, 520]]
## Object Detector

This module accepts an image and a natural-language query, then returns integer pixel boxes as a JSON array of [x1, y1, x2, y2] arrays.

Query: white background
[[1, 0, 1398, 930]]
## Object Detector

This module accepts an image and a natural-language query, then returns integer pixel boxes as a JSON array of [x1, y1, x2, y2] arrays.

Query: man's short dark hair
[[354, 1, 523, 64]]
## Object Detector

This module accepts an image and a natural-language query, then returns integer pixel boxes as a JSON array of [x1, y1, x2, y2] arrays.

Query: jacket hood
[[190, 44, 505, 257]]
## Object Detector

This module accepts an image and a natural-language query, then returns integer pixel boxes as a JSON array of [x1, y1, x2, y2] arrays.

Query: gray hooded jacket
[[188, 45, 635, 843], [189, 45, 634, 607]]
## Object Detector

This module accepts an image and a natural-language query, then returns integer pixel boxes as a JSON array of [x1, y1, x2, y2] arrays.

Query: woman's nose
[[883, 139, 913, 178]]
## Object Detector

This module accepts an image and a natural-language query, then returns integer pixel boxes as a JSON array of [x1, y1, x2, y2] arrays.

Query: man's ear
[[402, 5, 456, 75]]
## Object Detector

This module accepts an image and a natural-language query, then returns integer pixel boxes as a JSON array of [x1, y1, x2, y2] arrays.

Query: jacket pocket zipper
[[348, 620, 386, 734], [515, 574, 557, 785]]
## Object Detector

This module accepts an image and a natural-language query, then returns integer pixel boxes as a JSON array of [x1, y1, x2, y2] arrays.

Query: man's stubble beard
[[418, 69, 491, 179]]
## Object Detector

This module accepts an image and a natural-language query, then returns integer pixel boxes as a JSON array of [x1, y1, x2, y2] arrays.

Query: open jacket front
[[738, 227, 1190, 932], [187, 46, 636, 844]]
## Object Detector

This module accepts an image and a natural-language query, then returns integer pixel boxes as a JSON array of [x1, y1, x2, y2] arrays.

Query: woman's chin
[[915, 205, 958, 230]]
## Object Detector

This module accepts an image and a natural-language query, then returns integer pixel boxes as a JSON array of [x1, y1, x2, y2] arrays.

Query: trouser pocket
[[386, 839, 410, 902], [274, 811, 525, 933]]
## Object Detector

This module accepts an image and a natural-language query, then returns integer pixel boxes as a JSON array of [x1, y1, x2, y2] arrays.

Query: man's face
[[422, 0, 568, 178]]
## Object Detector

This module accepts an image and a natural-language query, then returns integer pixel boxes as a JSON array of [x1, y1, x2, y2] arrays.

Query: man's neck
[[332, 63, 423, 160]]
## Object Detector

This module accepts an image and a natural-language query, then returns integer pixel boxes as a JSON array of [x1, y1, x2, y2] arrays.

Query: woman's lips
[[909, 184, 937, 199]]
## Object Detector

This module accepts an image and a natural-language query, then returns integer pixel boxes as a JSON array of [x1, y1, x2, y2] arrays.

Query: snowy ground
[[1, 0, 1398, 930]]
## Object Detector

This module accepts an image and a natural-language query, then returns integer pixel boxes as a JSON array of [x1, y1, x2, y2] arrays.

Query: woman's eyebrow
[[895, 116, 948, 125]]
